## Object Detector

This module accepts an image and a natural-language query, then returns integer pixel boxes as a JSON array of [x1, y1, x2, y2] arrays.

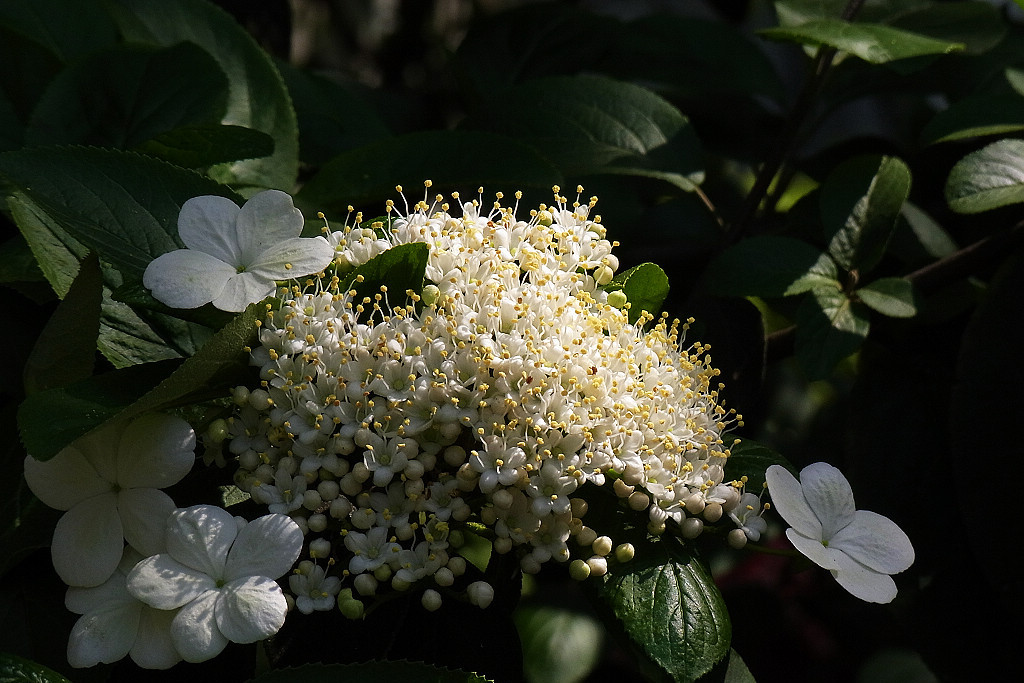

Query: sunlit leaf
[[597, 536, 731, 682], [759, 20, 964, 64], [0, 652, 71, 683], [856, 277, 917, 318], [606, 262, 670, 324], [820, 155, 911, 274], [945, 139, 1024, 213]]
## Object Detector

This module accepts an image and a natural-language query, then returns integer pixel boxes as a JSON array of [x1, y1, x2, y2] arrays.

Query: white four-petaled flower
[[65, 548, 181, 670], [126, 504, 303, 663], [143, 190, 335, 312], [766, 462, 914, 603], [24, 413, 196, 587]]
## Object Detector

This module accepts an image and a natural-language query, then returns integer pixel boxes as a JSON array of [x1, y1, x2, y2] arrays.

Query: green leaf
[[921, 94, 1024, 145], [22, 253, 102, 395], [601, 15, 784, 101], [247, 661, 493, 683], [795, 286, 870, 379], [134, 124, 276, 168], [820, 155, 912, 274], [701, 236, 839, 298], [723, 649, 757, 683], [17, 359, 181, 461], [597, 536, 731, 682], [723, 435, 793, 493], [7, 191, 85, 298], [900, 202, 958, 259], [0, 0, 117, 64], [516, 604, 603, 683], [945, 139, 1024, 214], [277, 60, 391, 166], [0, 84, 22, 152], [25, 42, 229, 149], [0, 146, 241, 278], [856, 277, 917, 318], [111, 301, 261, 425], [296, 130, 562, 214], [606, 262, 670, 324], [0, 234, 45, 285], [0, 652, 71, 683], [452, 2, 617, 98], [758, 19, 965, 64], [468, 74, 703, 192], [888, 1, 1007, 56], [341, 242, 431, 304], [108, 0, 298, 191]]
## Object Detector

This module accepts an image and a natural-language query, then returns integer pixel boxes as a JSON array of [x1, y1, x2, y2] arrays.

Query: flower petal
[[785, 528, 842, 571], [66, 574, 132, 616], [177, 195, 243, 263], [131, 606, 182, 669], [128, 554, 216, 610], [247, 236, 335, 281], [119, 488, 176, 557], [799, 462, 856, 540], [143, 249, 235, 309], [216, 576, 288, 643], [23, 448, 111, 511], [765, 465, 821, 540], [210, 271, 277, 312], [831, 552, 899, 604], [234, 190, 304, 263], [224, 513, 303, 581], [166, 505, 237, 579], [52, 492, 123, 587], [116, 414, 196, 489], [171, 590, 228, 663], [66, 599, 141, 667], [830, 509, 915, 574]]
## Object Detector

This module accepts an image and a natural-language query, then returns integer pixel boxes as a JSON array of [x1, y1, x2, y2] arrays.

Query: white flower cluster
[[227, 185, 748, 612]]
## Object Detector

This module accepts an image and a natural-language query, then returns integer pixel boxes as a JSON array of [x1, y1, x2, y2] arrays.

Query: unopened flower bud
[[592, 536, 613, 557], [467, 581, 494, 608], [614, 543, 635, 563], [576, 525, 598, 547], [703, 502, 723, 523], [421, 589, 443, 611], [681, 517, 704, 539], [727, 528, 748, 549], [570, 497, 588, 518], [569, 558, 591, 581], [421, 284, 441, 307], [613, 478, 634, 498], [607, 290, 628, 309], [628, 491, 650, 511], [586, 556, 608, 577], [353, 573, 377, 596], [308, 537, 331, 558], [434, 567, 455, 587]]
